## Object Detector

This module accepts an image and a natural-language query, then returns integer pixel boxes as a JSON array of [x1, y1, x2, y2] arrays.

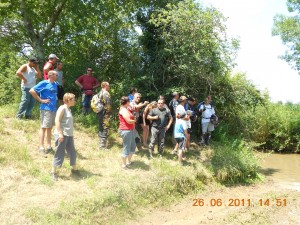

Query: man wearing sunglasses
[[75, 68, 99, 114]]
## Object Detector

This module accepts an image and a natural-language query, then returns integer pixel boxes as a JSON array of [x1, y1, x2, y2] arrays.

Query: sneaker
[[39, 147, 47, 158], [46, 147, 53, 154], [50, 172, 58, 181], [122, 165, 127, 170], [126, 162, 134, 167], [179, 161, 183, 166], [71, 169, 81, 176]]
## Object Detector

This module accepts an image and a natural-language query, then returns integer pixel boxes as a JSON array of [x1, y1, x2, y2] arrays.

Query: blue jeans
[[82, 94, 93, 108], [16, 87, 36, 118], [119, 130, 136, 157]]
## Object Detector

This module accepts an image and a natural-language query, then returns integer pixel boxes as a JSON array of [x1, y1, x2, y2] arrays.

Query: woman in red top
[[119, 96, 136, 169]]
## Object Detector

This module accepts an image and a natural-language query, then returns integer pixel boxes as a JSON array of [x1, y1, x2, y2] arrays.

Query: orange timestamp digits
[[193, 198, 287, 207]]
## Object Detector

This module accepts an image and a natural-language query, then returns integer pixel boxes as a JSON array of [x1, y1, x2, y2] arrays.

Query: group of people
[[15, 54, 217, 179], [15, 54, 111, 180], [118, 89, 217, 167]]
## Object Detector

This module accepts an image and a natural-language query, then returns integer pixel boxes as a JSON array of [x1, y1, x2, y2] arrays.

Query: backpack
[[91, 90, 104, 113]]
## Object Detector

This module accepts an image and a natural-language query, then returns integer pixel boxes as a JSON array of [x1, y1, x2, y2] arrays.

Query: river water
[[259, 153, 300, 189]]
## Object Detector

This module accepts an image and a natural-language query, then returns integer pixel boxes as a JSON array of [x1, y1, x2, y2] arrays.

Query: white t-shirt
[[200, 104, 215, 123]]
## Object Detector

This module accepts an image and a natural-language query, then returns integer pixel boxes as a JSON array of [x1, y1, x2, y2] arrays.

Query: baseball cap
[[179, 96, 187, 102], [48, 54, 59, 59]]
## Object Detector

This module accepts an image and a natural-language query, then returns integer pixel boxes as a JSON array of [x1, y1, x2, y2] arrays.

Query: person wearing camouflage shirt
[[97, 81, 112, 150]]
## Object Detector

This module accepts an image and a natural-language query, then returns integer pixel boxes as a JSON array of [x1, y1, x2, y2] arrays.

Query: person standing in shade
[[29, 70, 58, 156], [43, 54, 59, 80], [55, 61, 64, 105], [16, 57, 42, 119], [199, 96, 215, 145], [51, 93, 79, 181], [147, 99, 173, 158], [118, 96, 136, 169], [97, 81, 112, 150], [75, 67, 99, 115]]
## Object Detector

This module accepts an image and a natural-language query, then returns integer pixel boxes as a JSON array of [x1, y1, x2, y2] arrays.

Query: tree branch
[[40, 0, 68, 40], [20, 0, 38, 43]]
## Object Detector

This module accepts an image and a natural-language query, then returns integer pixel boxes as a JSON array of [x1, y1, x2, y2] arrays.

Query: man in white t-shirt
[[199, 96, 215, 145]]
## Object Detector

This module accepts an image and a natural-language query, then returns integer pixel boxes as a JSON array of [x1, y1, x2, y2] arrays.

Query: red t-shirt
[[43, 61, 54, 80], [76, 74, 99, 95], [119, 108, 135, 130]]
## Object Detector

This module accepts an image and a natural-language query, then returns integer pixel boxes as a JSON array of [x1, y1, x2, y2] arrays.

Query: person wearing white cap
[[43, 54, 59, 80]]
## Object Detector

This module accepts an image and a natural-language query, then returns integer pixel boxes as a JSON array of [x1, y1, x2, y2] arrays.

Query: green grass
[[0, 105, 261, 224]]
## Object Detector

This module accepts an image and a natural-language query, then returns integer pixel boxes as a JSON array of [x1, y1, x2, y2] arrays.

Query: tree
[[273, 0, 300, 73], [138, 0, 238, 99]]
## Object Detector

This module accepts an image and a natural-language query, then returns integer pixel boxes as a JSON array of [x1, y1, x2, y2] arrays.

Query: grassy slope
[[0, 104, 260, 225]]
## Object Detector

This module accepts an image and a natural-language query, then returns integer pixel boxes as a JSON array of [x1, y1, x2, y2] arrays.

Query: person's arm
[[166, 115, 173, 131], [199, 104, 205, 113], [120, 108, 136, 124], [103, 91, 112, 112], [43, 62, 52, 79], [147, 110, 158, 120], [143, 106, 149, 126], [136, 101, 149, 110], [75, 80, 83, 89], [16, 64, 27, 83], [29, 88, 50, 104], [33, 64, 42, 79], [92, 79, 100, 89], [55, 106, 65, 143]]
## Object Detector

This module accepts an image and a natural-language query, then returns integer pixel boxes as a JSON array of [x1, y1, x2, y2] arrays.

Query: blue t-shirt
[[33, 80, 57, 111], [174, 119, 187, 138]]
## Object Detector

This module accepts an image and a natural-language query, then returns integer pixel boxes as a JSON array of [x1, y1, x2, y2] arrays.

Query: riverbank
[[126, 180, 300, 225], [0, 105, 260, 224]]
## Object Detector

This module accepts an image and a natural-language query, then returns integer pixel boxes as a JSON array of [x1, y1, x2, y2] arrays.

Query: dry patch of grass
[[0, 105, 259, 224]]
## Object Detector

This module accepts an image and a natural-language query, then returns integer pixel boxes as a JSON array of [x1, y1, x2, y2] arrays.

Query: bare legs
[[39, 128, 52, 149]]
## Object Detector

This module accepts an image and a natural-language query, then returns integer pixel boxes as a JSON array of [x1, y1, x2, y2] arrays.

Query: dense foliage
[[0, 0, 299, 152], [273, 0, 300, 73]]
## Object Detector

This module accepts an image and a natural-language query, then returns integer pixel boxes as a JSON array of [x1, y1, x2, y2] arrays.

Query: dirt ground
[[128, 179, 300, 225]]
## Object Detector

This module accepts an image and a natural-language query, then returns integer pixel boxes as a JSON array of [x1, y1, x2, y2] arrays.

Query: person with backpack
[[199, 95, 216, 145], [96, 81, 112, 151]]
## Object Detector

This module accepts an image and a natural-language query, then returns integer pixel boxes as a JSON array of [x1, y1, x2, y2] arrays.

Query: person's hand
[[58, 135, 64, 143], [203, 107, 206, 111], [155, 115, 159, 120], [41, 99, 50, 104], [144, 101, 149, 105], [166, 125, 170, 130]]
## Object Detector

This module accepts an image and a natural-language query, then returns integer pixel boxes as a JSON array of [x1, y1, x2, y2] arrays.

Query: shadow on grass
[[57, 168, 102, 181], [128, 160, 151, 171]]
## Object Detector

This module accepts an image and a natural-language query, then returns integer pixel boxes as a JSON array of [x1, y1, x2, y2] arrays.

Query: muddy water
[[259, 153, 300, 183]]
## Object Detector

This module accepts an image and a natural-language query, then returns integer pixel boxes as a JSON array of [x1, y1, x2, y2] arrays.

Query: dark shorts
[[57, 86, 64, 100], [175, 137, 185, 150], [138, 116, 150, 125]]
